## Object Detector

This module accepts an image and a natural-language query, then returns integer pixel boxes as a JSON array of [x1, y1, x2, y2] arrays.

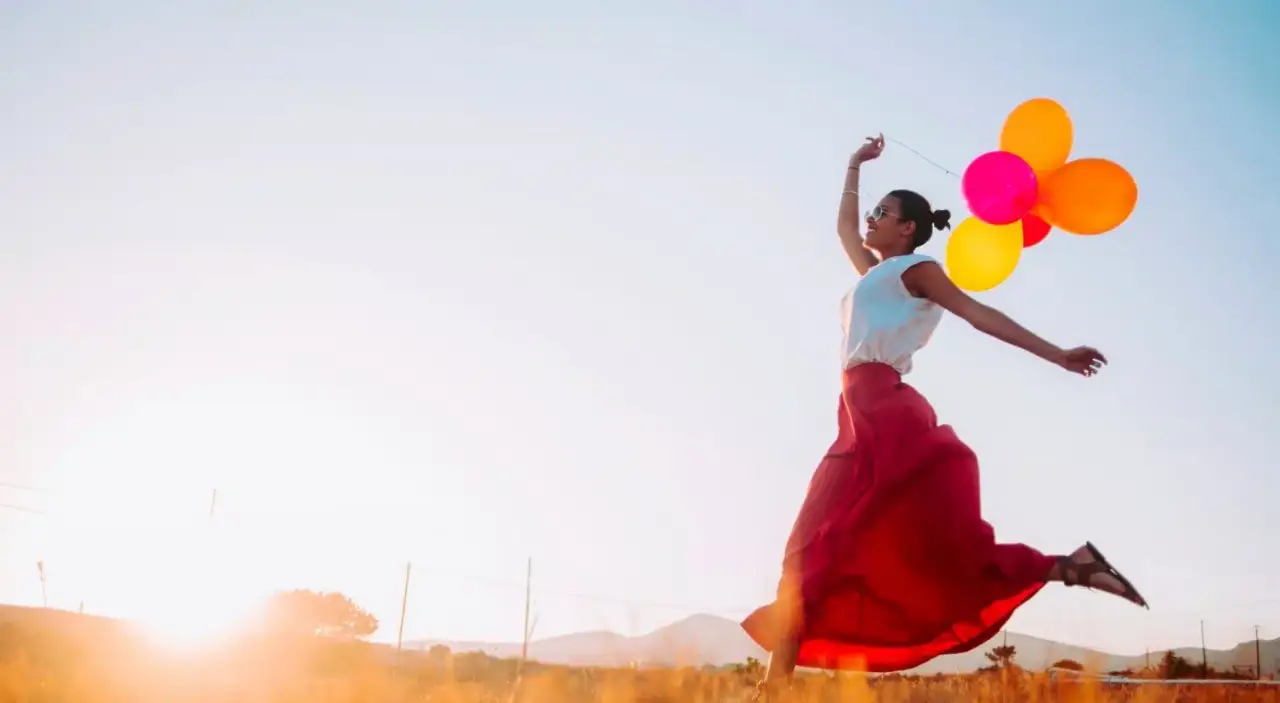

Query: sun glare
[[31, 384, 357, 649], [134, 594, 261, 650], [115, 541, 271, 650]]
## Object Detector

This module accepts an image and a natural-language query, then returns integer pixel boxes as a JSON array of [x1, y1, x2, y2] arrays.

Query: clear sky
[[2, 0, 1278, 656]]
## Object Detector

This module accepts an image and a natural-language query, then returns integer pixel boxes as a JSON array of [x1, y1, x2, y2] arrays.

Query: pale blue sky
[[2, 0, 1278, 656]]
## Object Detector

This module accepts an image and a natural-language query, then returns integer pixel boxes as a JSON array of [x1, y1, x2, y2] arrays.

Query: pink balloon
[[962, 151, 1039, 225]]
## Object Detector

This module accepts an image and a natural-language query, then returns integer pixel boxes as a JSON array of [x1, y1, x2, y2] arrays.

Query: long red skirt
[[741, 362, 1057, 672]]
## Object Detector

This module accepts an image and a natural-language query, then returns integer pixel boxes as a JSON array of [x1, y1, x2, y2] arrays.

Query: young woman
[[741, 134, 1147, 698]]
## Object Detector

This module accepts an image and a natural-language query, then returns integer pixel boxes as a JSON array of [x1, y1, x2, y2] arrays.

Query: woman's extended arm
[[837, 135, 884, 276], [901, 261, 1107, 376]]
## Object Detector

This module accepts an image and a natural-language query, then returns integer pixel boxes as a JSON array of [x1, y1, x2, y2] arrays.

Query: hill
[[405, 613, 1280, 675], [2, 603, 1273, 677], [0, 602, 1273, 702]]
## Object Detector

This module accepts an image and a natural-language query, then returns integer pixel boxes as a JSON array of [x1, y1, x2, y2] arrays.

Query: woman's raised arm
[[837, 134, 884, 275]]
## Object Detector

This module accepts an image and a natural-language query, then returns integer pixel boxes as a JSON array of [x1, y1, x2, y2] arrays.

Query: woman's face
[[864, 195, 913, 254]]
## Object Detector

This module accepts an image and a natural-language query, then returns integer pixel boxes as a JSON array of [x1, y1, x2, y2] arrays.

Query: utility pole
[[1145, 648, 1151, 672], [1256, 626, 1262, 681], [35, 561, 47, 608], [1200, 620, 1208, 678], [521, 558, 532, 663], [396, 562, 412, 651]]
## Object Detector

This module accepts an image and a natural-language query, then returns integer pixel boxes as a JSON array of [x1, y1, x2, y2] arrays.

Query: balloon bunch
[[945, 98, 1139, 292]]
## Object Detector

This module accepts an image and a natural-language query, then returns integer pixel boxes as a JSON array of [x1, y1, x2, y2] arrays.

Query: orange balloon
[[1038, 158, 1138, 236], [999, 98, 1073, 177]]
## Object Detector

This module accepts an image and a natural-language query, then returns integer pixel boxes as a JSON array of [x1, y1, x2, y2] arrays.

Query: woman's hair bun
[[931, 209, 952, 231]]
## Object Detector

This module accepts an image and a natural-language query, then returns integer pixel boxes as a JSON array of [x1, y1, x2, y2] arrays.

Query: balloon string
[[842, 137, 960, 198], [886, 136, 962, 179]]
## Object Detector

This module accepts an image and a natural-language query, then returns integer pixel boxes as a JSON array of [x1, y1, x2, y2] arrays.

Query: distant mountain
[[406, 615, 758, 668], [405, 613, 1280, 675], [408, 616, 1101, 673], [4, 602, 1271, 676]]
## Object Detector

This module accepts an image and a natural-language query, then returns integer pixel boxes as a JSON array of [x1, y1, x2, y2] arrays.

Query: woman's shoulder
[[892, 252, 938, 267], [885, 254, 944, 304], [878, 253, 939, 277], [849, 255, 939, 297]]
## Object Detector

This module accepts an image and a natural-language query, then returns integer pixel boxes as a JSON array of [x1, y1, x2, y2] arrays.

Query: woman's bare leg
[[763, 636, 799, 683], [754, 596, 801, 700]]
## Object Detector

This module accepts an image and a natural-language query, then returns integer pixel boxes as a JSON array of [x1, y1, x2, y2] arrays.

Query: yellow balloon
[[999, 98, 1073, 177], [945, 217, 1023, 293], [1038, 158, 1138, 235]]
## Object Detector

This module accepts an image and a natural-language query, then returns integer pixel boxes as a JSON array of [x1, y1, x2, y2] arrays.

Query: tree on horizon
[[262, 589, 378, 640], [985, 644, 1017, 670], [1159, 650, 1197, 679], [1051, 659, 1083, 671]]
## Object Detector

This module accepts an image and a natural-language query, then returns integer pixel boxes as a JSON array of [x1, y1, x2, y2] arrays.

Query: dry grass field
[[0, 603, 1275, 703], [2, 653, 1278, 703]]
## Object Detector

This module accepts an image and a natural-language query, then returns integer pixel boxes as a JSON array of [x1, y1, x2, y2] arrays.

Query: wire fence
[[1048, 668, 1280, 687]]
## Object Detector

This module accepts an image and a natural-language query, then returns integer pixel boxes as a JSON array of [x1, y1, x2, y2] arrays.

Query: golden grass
[[0, 637, 1276, 703], [0, 606, 1273, 702]]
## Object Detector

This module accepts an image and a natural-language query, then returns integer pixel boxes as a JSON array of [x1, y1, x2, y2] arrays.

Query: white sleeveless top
[[839, 253, 943, 375]]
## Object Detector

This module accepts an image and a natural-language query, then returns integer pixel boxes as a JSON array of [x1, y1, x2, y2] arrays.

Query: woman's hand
[[851, 133, 885, 167], [837, 133, 883, 275], [1055, 346, 1108, 377]]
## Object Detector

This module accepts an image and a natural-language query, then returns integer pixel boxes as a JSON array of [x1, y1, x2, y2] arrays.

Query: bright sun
[[40, 490, 272, 650], [33, 383, 404, 651], [118, 541, 269, 650], [134, 596, 259, 649]]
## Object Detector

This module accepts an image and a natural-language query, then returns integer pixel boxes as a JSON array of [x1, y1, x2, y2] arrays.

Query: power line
[[0, 480, 47, 493], [7, 481, 1274, 641], [402, 563, 757, 616], [390, 556, 1280, 623], [0, 480, 48, 515], [390, 562, 1274, 670], [0, 502, 45, 515]]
